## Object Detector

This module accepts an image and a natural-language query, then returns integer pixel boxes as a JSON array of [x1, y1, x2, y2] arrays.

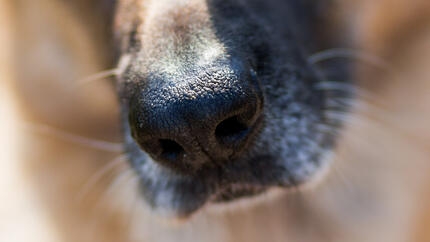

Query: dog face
[[115, 0, 348, 217]]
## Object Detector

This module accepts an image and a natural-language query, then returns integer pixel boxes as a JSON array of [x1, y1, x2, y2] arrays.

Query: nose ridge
[[129, 65, 263, 173]]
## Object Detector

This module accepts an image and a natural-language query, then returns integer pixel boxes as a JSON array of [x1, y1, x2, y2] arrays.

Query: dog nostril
[[159, 139, 185, 162], [215, 115, 250, 146]]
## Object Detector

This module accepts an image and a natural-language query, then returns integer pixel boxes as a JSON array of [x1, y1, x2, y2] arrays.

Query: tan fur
[[2, 0, 430, 241]]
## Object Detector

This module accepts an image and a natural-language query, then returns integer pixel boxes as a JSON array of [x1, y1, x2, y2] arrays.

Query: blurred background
[[1, 0, 430, 241]]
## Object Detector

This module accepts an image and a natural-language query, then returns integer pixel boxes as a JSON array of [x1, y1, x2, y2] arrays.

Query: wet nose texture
[[129, 65, 263, 173]]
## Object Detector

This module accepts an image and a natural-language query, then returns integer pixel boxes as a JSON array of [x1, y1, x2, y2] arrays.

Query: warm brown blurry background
[[1, 0, 430, 242]]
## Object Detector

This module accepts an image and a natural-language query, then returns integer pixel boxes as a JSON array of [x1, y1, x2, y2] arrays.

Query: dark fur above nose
[[129, 61, 263, 172]]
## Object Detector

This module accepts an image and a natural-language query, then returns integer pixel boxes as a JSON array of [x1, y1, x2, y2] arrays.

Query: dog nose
[[128, 64, 263, 172]]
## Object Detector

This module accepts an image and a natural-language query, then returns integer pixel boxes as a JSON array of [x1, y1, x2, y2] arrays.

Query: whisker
[[317, 80, 396, 114], [308, 48, 393, 73], [22, 122, 123, 152], [326, 98, 355, 110], [324, 99, 430, 151], [316, 123, 341, 136], [332, 97, 359, 107], [76, 154, 128, 204], [95, 169, 137, 213], [331, 163, 357, 196], [363, 115, 430, 150], [315, 81, 356, 93], [75, 68, 119, 86], [324, 110, 352, 123], [106, 169, 136, 197], [89, 172, 139, 241], [126, 183, 141, 240], [315, 81, 376, 101]]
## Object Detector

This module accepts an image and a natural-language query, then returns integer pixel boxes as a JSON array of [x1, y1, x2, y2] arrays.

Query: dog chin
[[205, 166, 333, 215], [133, 145, 336, 222], [147, 166, 333, 225], [204, 187, 287, 215], [148, 190, 285, 225]]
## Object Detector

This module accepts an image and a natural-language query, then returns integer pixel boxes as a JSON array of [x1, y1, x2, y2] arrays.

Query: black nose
[[129, 63, 263, 173]]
